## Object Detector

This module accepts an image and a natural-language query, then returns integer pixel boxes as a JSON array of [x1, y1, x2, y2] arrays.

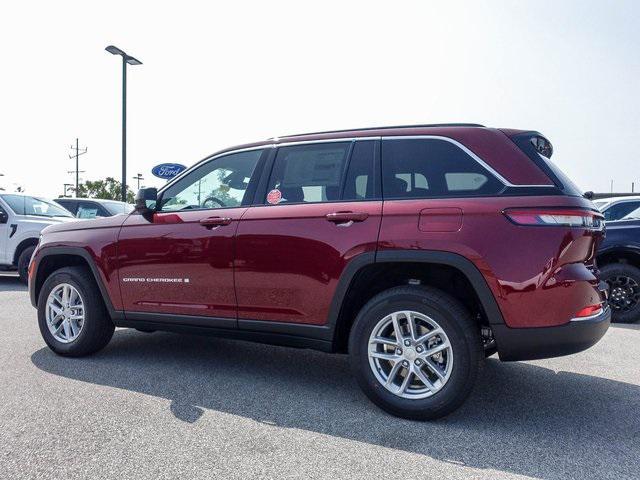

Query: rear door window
[[265, 141, 378, 204], [265, 143, 351, 204], [381, 138, 503, 198]]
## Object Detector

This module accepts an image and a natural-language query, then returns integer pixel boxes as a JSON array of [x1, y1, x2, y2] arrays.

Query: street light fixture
[[105, 45, 142, 202]]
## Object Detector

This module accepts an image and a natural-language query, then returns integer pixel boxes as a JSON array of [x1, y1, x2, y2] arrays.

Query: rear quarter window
[[381, 138, 503, 199]]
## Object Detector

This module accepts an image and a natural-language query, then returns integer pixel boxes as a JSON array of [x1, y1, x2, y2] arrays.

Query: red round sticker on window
[[267, 189, 282, 205]]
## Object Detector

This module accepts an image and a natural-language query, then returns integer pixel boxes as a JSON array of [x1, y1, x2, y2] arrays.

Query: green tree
[[72, 177, 136, 203]]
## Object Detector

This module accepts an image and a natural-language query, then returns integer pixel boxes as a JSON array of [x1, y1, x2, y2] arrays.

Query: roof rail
[[271, 123, 485, 140]]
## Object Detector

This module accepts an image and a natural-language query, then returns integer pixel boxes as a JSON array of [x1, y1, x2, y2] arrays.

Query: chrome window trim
[[270, 136, 381, 147], [159, 134, 555, 196]]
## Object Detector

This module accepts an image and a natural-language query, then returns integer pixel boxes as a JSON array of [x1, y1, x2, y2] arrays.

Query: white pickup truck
[[0, 194, 77, 283]]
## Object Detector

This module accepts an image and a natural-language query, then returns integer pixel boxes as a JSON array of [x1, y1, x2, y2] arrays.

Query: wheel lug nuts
[[415, 359, 422, 366], [402, 360, 409, 367], [404, 339, 411, 347], [416, 346, 423, 353], [396, 349, 402, 355]]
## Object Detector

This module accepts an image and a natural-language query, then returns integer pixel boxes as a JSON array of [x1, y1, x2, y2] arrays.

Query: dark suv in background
[[597, 205, 640, 323], [28, 124, 609, 419]]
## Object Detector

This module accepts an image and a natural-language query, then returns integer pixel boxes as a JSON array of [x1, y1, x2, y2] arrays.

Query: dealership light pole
[[105, 45, 142, 202]]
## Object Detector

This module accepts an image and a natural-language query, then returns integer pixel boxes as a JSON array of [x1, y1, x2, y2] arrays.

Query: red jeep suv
[[29, 124, 610, 419]]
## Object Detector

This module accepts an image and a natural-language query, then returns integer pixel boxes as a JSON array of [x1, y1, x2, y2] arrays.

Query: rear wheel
[[349, 286, 482, 420], [601, 263, 640, 324], [37, 266, 115, 356], [17, 245, 35, 284]]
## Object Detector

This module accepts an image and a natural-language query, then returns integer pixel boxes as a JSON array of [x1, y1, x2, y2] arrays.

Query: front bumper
[[493, 306, 611, 361]]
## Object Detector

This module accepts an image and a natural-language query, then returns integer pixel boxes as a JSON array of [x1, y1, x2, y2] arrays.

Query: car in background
[[0, 194, 77, 283], [597, 205, 640, 323], [593, 196, 640, 222], [54, 198, 134, 219]]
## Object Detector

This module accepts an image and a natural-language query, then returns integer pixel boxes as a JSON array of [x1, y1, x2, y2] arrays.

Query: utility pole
[[68, 138, 87, 196], [132, 173, 144, 191]]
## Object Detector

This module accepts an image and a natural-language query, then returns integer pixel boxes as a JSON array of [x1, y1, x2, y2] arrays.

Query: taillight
[[503, 208, 603, 229], [574, 304, 603, 319]]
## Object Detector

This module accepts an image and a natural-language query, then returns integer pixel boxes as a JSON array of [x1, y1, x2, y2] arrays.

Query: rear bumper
[[493, 306, 611, 361]]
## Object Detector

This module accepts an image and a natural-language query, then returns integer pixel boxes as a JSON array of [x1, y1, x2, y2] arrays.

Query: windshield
[[1, 194, 74, 218], [621, 206, 640, 221], [593, 201, 608, 210]]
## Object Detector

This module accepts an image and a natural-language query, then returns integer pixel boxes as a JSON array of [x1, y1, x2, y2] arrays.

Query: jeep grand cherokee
[[28, 124, 610, 419]]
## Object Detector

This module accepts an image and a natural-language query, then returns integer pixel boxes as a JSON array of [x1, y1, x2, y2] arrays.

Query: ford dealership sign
[[151, 163, 187, 180]]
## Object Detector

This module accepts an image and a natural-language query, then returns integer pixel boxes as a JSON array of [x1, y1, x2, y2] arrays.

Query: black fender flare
[[326, 249, 505, 337], [30, 246, 118, 317]]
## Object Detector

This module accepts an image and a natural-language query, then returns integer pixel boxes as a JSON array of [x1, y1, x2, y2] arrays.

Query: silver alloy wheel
[[45, 283, 85, 344], [368, 310, 453, 399]]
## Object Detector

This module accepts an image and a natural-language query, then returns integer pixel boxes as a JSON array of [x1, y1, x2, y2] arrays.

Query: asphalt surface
[[0, 275, 638, 480]]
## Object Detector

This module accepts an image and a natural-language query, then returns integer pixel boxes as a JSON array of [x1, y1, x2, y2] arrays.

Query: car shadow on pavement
[[31, 329, 638, 479], [0, 276, 27, 292]]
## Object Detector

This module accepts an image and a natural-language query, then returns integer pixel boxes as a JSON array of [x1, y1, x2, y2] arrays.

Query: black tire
[[601, 263, 640, 324], [348, 285, 482, 420], [17, 245, 35, 284], [37, 266, 115, 356]]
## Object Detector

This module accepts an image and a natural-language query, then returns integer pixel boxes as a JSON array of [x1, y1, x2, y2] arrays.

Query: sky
[[1, 0, 639, 197]]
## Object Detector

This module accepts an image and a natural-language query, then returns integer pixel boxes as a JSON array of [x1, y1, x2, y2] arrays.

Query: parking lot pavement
[[0, 277, 638, 480]]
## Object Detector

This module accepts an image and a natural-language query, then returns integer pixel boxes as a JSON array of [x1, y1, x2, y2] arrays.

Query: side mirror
[[135, 188, 158, 215], [0, 211, 7, 224]]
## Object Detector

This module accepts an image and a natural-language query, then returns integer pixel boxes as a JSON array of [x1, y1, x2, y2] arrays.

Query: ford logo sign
[[151, 163, 187, 180]]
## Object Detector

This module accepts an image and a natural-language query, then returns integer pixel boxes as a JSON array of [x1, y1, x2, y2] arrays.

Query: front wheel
[[37, 266, 115, 356], [349, 286, 482, 420]]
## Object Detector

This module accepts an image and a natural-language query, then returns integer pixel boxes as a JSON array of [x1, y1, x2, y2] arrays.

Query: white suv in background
[[0, 194, 77, 283]]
